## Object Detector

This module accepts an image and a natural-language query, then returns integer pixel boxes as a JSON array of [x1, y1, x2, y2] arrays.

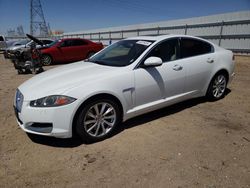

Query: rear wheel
[[75, 99, 121, 143], [207, 73, 227, 100], [42, 54, 52, 65]]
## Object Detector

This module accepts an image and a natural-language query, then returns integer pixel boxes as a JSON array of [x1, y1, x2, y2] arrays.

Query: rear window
[[180, 38, 213, 58]]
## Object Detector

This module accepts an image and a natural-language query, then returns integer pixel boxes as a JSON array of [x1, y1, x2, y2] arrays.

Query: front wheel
[[207, 73, 227, 101], [75, 99, 121, 143], [42, 54, 52, 65]]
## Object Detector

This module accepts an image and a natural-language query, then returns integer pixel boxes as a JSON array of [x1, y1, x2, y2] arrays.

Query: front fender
[[64, 71, 135, 120]]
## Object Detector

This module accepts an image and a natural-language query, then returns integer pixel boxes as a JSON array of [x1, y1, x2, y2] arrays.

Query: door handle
[[207, 58, 214, 63], [173, 64, 183, 71]]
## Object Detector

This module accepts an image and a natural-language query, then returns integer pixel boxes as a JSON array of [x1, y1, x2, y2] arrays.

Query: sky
[[0, 0, 249, 35]]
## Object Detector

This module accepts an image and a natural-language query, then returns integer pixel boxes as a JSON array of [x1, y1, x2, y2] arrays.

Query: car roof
[[62, 38, 85, 40], [126, 34, 212, 44]]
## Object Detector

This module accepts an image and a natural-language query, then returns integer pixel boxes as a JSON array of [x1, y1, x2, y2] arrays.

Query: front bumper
[[4, 50, 14, 59], [14, 100, 79, 138]]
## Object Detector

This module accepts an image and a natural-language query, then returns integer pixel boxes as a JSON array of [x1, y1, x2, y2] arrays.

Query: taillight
[[232, 54, 235, 61]]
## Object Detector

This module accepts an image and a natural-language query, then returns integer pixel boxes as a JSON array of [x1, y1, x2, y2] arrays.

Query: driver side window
[[146, 38, 179, 62], [60, 40, 72, 47]]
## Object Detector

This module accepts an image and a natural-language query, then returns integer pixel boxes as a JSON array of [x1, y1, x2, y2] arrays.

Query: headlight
[[30, 95, 76, 107]]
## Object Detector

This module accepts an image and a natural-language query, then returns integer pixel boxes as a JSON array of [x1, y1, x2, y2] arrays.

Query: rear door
[[71, 39, 90, 60], [59, 39, 90, 61], [179, 37, 215, 94]]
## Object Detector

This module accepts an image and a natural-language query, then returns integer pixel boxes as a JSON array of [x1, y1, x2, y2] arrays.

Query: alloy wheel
[[42, 55, 52, 65], [83, 102, 116, 137], [212, 74, 226, 98]]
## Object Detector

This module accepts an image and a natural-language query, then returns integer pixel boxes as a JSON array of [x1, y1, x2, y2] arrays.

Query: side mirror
[[144, 56, 163, 67]]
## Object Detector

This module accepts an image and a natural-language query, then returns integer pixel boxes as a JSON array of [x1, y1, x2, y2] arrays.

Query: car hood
[[6, 41, 17, 47], [18, 61, 120, 100], [8, 45, 25, 51]]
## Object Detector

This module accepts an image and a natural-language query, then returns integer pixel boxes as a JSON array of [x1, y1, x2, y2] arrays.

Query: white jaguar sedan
[[14, 35, 235, 142]]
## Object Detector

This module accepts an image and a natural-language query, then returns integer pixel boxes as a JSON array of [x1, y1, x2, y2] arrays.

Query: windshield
[[47, 40, 59, 47], [14, 39, 30, 46], [88, 40, 154, 67]]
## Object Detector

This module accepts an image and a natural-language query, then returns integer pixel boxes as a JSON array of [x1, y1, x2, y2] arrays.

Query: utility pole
[[30, 0, 49, 37]]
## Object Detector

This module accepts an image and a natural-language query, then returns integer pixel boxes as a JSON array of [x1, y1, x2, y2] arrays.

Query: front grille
[[31, 123, 53, 128], [15, 89, 24, 112]]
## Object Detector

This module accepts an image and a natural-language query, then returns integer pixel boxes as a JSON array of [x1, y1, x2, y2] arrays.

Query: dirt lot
[[0, 54, 249, 188]]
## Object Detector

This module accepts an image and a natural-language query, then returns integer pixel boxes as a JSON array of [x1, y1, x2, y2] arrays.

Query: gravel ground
[[0, 55, 249, 188]]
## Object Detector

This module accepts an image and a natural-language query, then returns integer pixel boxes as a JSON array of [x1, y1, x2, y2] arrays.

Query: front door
[[134, 38, 186, 109]]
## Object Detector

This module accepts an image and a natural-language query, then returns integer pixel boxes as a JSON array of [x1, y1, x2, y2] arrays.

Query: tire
[[17, 69, 24, 74], [86, 51, 95, 58], [206, 73, 228, 101], [35, 67, 44, 74], [42, 54, 52, 66], [24, 69, 32, 74], [75, 98, 121, 143]]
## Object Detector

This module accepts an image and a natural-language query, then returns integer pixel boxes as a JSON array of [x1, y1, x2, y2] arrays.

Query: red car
[[40, 38, 103, 65]]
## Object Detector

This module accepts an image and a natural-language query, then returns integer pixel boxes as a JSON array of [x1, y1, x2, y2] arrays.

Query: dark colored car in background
[[41, 38, 103, 65]]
